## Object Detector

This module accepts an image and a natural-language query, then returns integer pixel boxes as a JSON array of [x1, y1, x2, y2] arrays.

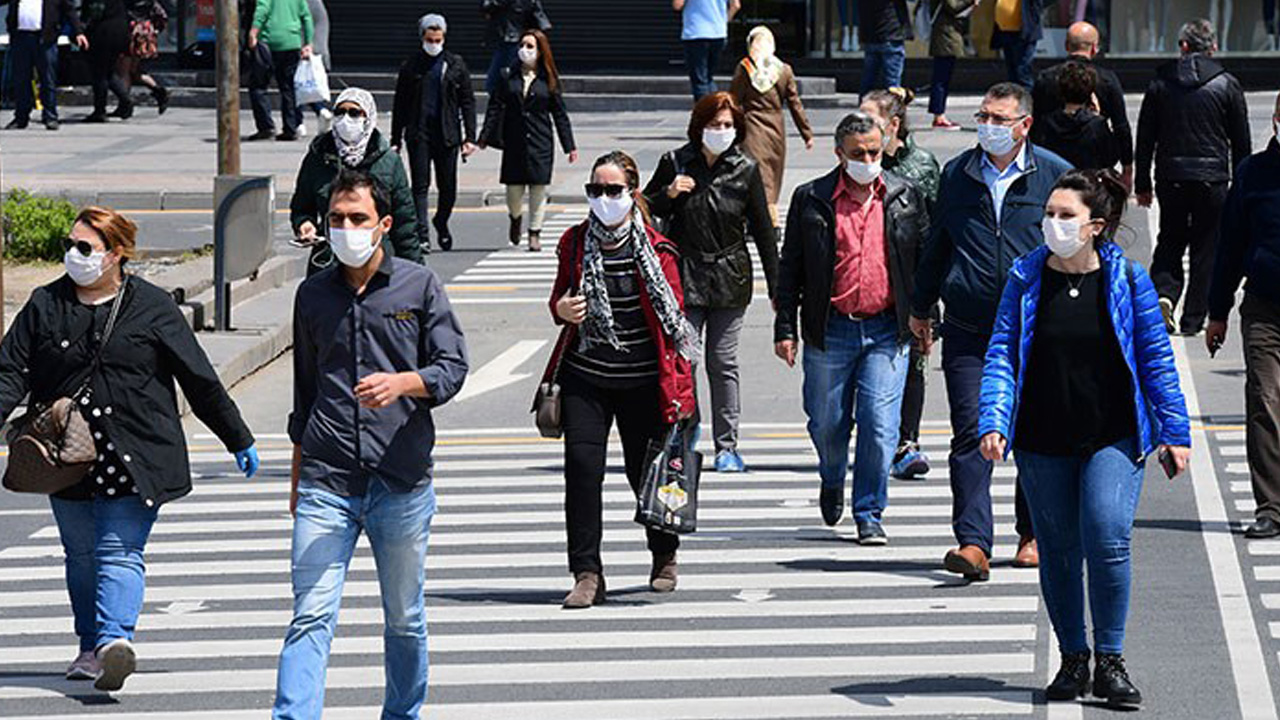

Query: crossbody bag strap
[[72, 276, 129, 401]]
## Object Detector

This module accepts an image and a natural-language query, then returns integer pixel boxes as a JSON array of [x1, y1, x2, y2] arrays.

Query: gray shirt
[[288, 252, 468, 496]]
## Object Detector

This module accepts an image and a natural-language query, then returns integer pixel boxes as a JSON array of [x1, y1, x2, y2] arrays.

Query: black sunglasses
[[584, 183, 628, 199], [62, 238, 97, 257], [334, 107, 366, 119]]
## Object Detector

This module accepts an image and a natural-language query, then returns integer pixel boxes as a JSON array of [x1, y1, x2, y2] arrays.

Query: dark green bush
[[3, 189, 78, 262]]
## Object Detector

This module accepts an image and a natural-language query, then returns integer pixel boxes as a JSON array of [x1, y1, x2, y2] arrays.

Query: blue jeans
[[9, 30, 59, 123], [928, 56, 957, 116], [486, 42, 519, 96], [1015, 438, 1144, 655], [860, 41, 906, 96], [683, 38, 726, 100], [273, 480, 436, 720], [50, 495, 159, 652], [1002, 40, 1037, 89], [802, 313, 909, 523]]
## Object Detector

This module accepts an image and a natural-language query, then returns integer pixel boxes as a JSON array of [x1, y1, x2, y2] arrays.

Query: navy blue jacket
[[910, 143, 1072, 335], [979, 243, 1191, 461], [1209, 137, 1280, 321]]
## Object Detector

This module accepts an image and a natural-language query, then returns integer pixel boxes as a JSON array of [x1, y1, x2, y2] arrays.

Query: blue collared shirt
[[289, 251, 469, 496], [682, 0, 730, 40], [981, 142, 1030, 225]]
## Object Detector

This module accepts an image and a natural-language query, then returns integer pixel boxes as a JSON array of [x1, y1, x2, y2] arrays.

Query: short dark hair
[[329, 168, 391, 218], [687, 91, 745, 145], [985, 82, 1033, 117], [1057, 60, 1097, 106], [834, 110, 882, 147], [1179, 19, 1216, 53]]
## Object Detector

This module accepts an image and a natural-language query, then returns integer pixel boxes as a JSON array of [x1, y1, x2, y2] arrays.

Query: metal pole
[[216, 0, 241, 176]]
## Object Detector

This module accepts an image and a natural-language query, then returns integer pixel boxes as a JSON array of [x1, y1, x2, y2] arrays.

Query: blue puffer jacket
[[978, 243, 1191, 460]]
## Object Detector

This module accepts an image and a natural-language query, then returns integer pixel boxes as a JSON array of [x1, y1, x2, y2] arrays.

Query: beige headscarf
[[744, 26, 784, 94]]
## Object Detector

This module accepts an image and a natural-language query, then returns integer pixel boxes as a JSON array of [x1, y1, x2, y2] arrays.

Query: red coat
[[539, 221, 695, 424]]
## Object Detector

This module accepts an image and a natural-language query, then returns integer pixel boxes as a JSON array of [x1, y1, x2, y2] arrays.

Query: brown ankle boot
[[562, 571, 605, 609], [508, 215, 522, 245], [527, 230, 542, 252], [650, 551, 678, 592]]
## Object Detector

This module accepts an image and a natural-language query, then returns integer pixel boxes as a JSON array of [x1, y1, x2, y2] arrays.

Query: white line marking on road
[[453, 339, 546, 402], [1173, 336, 1280, 720]]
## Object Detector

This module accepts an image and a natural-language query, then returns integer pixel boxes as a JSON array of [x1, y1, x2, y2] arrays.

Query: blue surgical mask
[[977, 123, 1018, 156]]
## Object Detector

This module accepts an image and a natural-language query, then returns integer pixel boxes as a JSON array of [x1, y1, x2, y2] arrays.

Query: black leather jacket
[[776, 168, 931, 349], [391, 49, 477, 150], [643, 143, 778, 309], [1135, 54, 1252, 194]]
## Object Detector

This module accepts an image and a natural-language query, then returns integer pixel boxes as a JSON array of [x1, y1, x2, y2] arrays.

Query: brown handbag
[[3, 281, 127, 495], [532, 328, 568, 439]]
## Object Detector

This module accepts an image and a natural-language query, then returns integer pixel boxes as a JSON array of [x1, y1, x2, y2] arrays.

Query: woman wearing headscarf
[[290, 87, 420, 274], [542, 150, 696, 608], [478, 28, 577, 252], [728, 25, 814, 228], [0, 206, 258, 690]]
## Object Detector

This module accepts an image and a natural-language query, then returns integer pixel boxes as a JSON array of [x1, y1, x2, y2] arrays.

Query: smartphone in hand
[[1159, 448, 1179, 479]]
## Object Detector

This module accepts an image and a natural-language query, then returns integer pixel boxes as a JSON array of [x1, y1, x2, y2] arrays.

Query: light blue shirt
[[682, 0, 730, 41], [980, 143, 1030, 225]]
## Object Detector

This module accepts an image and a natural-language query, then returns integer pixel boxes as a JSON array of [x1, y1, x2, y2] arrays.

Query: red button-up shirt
[[830, 172, 892, 317]]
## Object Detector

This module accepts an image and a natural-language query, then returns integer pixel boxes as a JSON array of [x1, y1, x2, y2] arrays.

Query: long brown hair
[[522, 29, 561, 94], [591, 150, 652, 226], [686, 91, 745, 145]]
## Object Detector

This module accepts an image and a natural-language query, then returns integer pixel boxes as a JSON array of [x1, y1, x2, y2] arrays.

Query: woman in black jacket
[[642, 91, 778, 473], [82, 0, 132, 122], [0, 207, 258, 691], [478, 28, 576, 252]]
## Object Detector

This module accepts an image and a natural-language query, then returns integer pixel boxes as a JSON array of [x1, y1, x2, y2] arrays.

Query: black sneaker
[[434, 219, 454, 251], [5, 118, 29, 130], [1093, 653, 1142, 707], [819, 486, 843, 526], [245, 129, 275, 141], [83, 112, 108, 124], [1046, 650, 1091, 701], [856, 519, 887, 546], [44, 119, 59, 131], [276, 130, 298, 142]]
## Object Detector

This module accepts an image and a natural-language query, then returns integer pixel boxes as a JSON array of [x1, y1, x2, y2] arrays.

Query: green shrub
[[3, 189, 78, 262]]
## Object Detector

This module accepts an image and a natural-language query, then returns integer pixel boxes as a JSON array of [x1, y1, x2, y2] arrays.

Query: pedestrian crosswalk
[[1221, 427, 1280, 675], [0, 426, 1046, 718]]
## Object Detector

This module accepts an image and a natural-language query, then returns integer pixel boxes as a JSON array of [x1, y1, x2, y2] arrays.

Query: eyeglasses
[[974, 112, 1027, 126], [584, 183, 628, 199], [62, 238, 97, 257], [334, 107, 366, 119]]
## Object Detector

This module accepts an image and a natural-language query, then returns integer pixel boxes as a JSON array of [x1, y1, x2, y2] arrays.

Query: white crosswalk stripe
[[0, 426, 1044, 717]]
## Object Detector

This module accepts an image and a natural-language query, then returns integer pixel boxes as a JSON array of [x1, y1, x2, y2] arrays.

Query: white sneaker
[[65, 650, 99, 680], [94, 638, 136, 691], [296, 122, 308, 138]]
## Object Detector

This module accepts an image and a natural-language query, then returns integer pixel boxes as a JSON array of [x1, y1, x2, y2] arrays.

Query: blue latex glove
[[234, 446, 260, 478]]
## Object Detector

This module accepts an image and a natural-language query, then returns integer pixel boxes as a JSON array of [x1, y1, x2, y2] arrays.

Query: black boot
[[1093, 653, 1142, 707], [433, 216, 453, 251], [108, 102, 133, 120], [508, 215, 522, 245], [153, 84, 170, 115], [1046, 650, 1090, 701]]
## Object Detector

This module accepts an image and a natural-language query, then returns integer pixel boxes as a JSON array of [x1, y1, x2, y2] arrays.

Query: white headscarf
[[745, 26, 783, 94], [332, 87, 378, 168]]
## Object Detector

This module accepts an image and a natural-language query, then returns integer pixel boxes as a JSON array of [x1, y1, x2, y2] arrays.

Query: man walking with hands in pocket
[[273, 168, 468, 720]]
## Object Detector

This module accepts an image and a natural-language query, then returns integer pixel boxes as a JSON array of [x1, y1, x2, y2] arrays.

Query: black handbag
[[635, 423, 702, 535]]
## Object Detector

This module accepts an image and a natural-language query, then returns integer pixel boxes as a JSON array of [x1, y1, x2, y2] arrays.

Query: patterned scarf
[[579, 211, 701, 361], [333, 87, 378, 169], [745, 26, 783, 94]]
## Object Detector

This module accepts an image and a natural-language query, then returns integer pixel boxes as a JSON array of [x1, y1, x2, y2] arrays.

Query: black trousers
[[562, 371, 678, 575], [1152, 180, 1230, 333], [898, 344, 926, 447], [1242, 294, 1280, 524], [248, 48, 301, 134], [407, 134, 459, 240]]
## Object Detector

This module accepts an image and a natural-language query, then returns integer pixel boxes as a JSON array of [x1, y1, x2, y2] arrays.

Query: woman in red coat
[[540, 150, 697, 609]]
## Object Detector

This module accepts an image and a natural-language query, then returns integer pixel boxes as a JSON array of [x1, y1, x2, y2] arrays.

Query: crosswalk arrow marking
[[158, 600, 207, 615], [734, 589, 774, 603], [453, 340, 548, 403]]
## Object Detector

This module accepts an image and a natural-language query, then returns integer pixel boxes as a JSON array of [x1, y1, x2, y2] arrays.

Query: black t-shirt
[[1014, 266, 1137, 457]]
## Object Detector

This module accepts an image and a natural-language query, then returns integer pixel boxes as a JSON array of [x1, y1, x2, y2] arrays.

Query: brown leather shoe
[[562, 571, 605, 609], [944, 545, 991, 582], [1013, 536, 1039, 568], [650, 551, 678, 592]]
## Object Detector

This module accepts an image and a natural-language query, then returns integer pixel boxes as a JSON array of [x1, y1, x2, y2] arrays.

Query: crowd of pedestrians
[[6, 5, 1280, 719]]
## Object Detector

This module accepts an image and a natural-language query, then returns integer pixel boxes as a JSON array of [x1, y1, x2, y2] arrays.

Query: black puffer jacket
[[643, 143, 778, 309], [775, 168, 931, 349], [0, 276, 254, 507], [391, 49, 477, 150], [1135, 54, 1251, 194]]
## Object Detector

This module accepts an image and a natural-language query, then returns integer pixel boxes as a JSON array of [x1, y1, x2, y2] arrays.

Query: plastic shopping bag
[[294, 54, 330, 106], [635, 423, 702, 535]]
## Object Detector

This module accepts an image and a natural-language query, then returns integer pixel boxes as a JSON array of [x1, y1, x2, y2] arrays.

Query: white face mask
[[422, 40, 444, 56], [588, 194, 634, 227], [844, 158, 883, 186], [702, 127, 736, 156], [977, 123, 1018, 156], [518, 46, 538, 66], [1041, 216, 1090, 258], [328, 226, 380, 268], [65, 247, 109, 287], [333, 115, 365, 143]]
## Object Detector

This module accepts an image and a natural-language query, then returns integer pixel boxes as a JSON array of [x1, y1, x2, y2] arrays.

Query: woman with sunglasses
[[290, 87, 420, 273], [0, 207, 258, 690], [478, 28, 577, 252], [642, 91, 778, 473], [540, 150, 697, 608]]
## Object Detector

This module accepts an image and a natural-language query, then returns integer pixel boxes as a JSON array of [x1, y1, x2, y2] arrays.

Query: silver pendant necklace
[[1066, 273, 1086, 299]]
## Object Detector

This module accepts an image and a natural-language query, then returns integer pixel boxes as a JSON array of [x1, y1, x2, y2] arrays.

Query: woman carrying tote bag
[[0, 207, 259, 691]]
